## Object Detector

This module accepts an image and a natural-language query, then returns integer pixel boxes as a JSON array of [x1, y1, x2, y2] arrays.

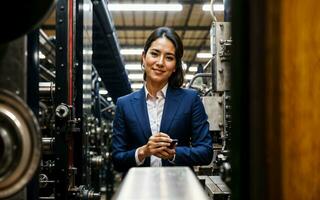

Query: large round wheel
[[0, 89, 41, 198]]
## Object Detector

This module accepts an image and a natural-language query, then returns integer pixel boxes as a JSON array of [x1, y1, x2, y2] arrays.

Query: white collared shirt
[[135, 83, 168, 166]]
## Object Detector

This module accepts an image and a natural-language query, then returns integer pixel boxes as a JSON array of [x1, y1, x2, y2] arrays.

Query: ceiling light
[[131, 83, 144, 89], [196, 52, 212, 59], [120, 49, 143, 55], [185, 74, 194, 80], [108, 4, 183, 12], [202, 4, 224, 11], [188, 66, 198, 72], [125, 64, 142, 71], [128, 74, 143, 81]]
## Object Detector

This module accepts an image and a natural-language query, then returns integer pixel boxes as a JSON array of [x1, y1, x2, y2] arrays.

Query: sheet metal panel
[[112, 167, 209, 200]]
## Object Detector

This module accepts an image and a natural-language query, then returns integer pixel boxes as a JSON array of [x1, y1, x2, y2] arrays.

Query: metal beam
[[41, 24, 211, 31], [118, 36, 207, 40], [179, 0, 211, 4], [120, 45, 209, 51], [115, 25, 210, 31]]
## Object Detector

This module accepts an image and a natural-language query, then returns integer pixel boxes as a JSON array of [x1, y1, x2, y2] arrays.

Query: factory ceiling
[[41, 0, 224, 93]]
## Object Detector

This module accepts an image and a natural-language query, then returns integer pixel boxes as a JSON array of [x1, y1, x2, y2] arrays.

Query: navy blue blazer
[[112, 86, 213, 173]]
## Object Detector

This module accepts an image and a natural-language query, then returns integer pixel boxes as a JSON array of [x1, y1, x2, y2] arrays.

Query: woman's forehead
[[149, 37, 175, 53]]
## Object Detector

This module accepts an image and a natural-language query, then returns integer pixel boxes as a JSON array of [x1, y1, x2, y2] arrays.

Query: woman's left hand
[[153, 132, 176, 160]]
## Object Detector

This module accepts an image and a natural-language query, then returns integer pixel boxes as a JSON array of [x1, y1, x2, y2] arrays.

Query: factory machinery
[[187, 0, 232, 199], [0, 0, 131, 199], [0, 0, 231, 200]]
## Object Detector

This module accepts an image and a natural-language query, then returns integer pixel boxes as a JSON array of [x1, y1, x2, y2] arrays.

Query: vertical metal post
[[55, 0, 69, 198], [74, 0, 83, 187], [26, 29, 40, 200]]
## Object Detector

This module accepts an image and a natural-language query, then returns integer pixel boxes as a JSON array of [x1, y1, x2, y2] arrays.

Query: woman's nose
[[157, 55, 164, 67]]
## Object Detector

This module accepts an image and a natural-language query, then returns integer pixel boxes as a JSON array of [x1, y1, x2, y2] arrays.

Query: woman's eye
[[150, 52, 158, 57], [166, 56, 174, 61]]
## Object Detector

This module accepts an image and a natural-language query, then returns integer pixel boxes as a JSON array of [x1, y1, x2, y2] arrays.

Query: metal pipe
[[186, 73, 212, 88], [42, 137, 55, 154], [40, 64, 55, 81], [39, 82, 55, 98]]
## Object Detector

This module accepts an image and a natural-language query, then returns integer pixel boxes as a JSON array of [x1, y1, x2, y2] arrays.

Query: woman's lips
[[152, 68, 165, 74]]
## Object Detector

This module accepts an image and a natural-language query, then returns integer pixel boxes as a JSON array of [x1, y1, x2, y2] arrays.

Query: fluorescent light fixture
[[108, 4, 183, 12], [196, 52, 212, 59], [188, 66, 198, 72], [202, 4, 224, 11], [185, 74, 194, 80], [125, 64, 143, 71], [128, 74, 143, 81], [107, 97, 112, 101], [131, 83, 144, 89], [120, 49, 143, 55]]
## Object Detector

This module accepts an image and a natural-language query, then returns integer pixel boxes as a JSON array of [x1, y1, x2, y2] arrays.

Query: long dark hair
[[142, 27, 184, 88]]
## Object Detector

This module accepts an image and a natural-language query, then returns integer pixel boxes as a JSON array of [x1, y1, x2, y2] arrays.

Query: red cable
[[68, 0, 73, 106], [68, 0, 74, 167]]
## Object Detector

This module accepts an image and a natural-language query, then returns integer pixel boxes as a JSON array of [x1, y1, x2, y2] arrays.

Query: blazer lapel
[[130, 87, 152, 140], [160, 87, 183, 134]]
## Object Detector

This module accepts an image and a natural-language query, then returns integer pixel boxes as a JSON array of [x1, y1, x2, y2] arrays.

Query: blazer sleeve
[[174, 93, 213, 166], [112, 97, 138, 172]]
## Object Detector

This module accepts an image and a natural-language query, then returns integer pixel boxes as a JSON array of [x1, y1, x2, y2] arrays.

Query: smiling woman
[[143, 36, 177, 92], [142, 27, 184, 92], [112, 27, 213, 176]]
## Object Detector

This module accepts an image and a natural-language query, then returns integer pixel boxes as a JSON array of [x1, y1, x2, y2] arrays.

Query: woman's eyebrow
[[149, 48, 175, 56]]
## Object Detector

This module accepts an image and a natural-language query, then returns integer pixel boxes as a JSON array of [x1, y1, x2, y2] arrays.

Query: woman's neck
[[146, 81, 166, 97]]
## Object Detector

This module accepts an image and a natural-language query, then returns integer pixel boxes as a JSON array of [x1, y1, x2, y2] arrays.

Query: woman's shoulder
[[116, 90, 141, 103], [175, 87, 198, 96]]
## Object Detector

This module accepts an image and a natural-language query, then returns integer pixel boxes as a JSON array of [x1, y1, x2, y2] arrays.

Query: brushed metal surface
[[112, 167, 209, 200]]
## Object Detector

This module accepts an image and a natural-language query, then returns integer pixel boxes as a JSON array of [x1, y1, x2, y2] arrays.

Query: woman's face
[[143, 37, 177, 85]]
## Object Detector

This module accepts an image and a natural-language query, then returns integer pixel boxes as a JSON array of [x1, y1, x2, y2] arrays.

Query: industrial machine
[[187, 1, 232, 199], [0, 0, 130, 199]]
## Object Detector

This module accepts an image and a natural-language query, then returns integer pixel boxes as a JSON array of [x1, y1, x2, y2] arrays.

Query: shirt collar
[[144, 83, 168, 99]]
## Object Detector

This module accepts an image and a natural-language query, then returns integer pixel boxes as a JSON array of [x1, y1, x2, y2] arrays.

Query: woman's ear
[[141, 51, 146, 66]]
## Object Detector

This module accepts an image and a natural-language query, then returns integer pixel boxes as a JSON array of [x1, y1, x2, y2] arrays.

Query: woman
[[112, 27, 213, 173]]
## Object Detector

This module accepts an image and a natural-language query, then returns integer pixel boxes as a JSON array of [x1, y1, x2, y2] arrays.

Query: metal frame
[[54, 0, 70, 198]]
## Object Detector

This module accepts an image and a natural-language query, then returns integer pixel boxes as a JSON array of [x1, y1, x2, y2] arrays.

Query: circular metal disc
[[0, 89, 41, 198]]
